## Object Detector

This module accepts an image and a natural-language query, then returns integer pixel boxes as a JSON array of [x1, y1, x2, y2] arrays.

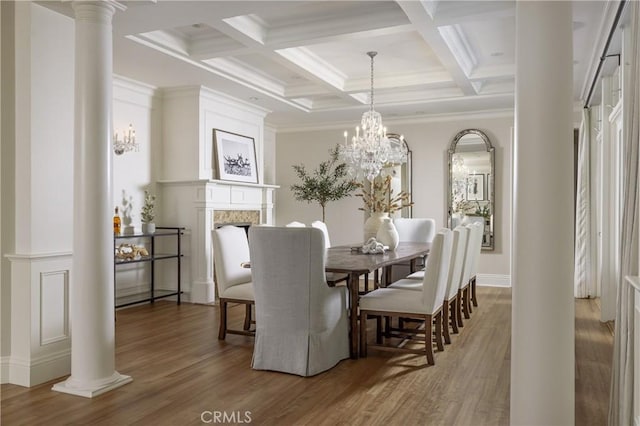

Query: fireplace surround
[[158, 179, 277, 303]]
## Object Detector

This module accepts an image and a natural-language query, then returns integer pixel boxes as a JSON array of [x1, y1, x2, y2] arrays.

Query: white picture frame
[[213, 129, 258, 184], [467, 174, 485, 201]]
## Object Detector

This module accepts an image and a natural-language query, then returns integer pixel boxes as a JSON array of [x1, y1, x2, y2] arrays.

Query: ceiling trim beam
[[397, 0, 477, 96], [125, 35, 310, 112]]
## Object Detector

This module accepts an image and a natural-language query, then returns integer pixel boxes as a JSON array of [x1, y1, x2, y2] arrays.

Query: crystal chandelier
[[339, 51, 407, 182], [113, 124, 138, 155]]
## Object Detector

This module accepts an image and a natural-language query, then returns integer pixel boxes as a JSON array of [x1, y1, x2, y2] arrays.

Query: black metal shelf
[[114, 226, 184, 308]]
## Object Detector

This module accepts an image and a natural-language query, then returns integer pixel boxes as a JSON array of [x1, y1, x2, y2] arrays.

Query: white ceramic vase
[[376, 217, 400, 250], [363, 212, 389, 242], [142, 222, 156, 234]]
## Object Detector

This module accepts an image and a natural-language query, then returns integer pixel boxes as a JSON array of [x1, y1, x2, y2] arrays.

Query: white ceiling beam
[[468, 63, 514, 81], [437, 24, 477, 77], [125, 34, 310, 112], [189, 37, 253, 60], [265, 3, 412, 48], [429, 1, 515, 26], [207, 17, 363, 106], [202, 58, 286, 96], [397, 0, 477, 96], [222, 14, 268, 46]]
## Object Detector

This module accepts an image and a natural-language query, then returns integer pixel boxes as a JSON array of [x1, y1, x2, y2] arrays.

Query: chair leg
[[360, 310, 368, 358], [434, 312, 444, 352], [425, 314, 434, 365], [457, 291, 464, 327], [364, 273, 369, 293], [450, 299, 459, 334], [243, 303, 252, 330], [471, 276, 478, 307], [442, 302, 451, 344], [376, 316, 382, 343], [218, 300, 227, 340], [462, 287, 471, 319]]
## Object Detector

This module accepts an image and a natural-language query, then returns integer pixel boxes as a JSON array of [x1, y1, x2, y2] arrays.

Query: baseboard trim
[[6, 349, 70, 387], [477, 274, 511, 288], [1, 356, 10, 384]]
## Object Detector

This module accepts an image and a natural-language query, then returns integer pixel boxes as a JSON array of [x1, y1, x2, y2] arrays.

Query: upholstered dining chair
[[359, 229, 453, 365], [467, 221, 484, 308], [393, 218, 437, 280], [249, 226, 350, 376], [285, 221, 306, 227], [393, 218, 437, 243], [212, 225, 254, 340], [388, 225, 468, 344], [311, 220, 348, 286], [458, 222, 483, 322]]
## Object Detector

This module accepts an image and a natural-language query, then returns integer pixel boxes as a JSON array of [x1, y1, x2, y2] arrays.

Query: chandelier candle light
[[113, 124, 138, 155], [339, 51, 407, 182]]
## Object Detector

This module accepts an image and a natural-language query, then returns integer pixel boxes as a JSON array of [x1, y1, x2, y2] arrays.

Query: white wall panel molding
[[39, 270, 69, 345], [6, 254, 72, 386]]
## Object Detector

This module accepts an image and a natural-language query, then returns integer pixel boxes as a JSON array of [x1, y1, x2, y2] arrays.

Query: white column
[[53, 0, 131, 397], [511, 2, 574, 425]]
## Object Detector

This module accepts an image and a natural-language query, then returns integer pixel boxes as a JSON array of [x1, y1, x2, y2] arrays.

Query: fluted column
[[52, 0, 131, 397], [511, 2, 574, 424]]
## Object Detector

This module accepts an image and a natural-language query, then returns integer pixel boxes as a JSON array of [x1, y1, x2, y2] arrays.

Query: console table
[[114, 226, 184, 308]]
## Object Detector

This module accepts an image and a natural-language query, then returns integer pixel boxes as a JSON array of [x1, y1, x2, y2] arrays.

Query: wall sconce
[[113, 124, 138, 155]]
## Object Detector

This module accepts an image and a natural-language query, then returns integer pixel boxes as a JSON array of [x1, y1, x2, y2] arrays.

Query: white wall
[[276, 113, 513, 277], [0, 0, 12, 370], [2, 1, 75, 385], [113, 76, 161, 232]]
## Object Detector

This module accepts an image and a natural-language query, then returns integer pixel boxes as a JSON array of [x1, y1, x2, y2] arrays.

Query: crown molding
[[270, 108, 514, 133]]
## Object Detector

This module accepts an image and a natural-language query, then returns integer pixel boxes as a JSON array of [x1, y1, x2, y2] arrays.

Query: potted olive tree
[[291, 145, 358, 222], [140, 190, 156, 234]]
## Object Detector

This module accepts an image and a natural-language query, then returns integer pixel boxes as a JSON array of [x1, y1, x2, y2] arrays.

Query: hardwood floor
[[1, 287, 612, 425]]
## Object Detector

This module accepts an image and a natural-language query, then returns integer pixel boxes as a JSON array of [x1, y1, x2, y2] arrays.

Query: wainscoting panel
[[40, 270, 69, 345]]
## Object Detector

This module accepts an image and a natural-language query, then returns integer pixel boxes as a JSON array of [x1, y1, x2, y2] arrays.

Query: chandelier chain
[[370, 53, 374, 112]]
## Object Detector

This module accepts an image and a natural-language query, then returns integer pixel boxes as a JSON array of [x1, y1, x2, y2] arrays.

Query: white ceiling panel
[[38, 0, 609, 129]]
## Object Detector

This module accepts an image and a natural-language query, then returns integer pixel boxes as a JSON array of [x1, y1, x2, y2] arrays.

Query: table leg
[[348, 272, 360, 359]]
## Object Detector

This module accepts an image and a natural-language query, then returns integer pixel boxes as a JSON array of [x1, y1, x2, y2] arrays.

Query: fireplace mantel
[[158, 179, 278, 303]]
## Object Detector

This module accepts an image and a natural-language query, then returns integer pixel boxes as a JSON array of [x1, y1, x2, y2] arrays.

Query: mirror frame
[[387, 133, 412, 218], [447, 129, 495, 250]]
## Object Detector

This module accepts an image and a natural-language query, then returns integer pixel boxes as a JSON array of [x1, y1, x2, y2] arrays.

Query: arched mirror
[[448, 129, 495, 250], [387, 134, 412, 218]]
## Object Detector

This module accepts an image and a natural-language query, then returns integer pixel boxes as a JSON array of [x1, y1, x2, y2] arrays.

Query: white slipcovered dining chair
[[310, 220, 332, 249], [458, 222, 483, 322], [388, 225, 468, 344], [249, 226, 350, 376], [359, 228, 453, 365], [285, 221, 306, 227], [311, 220, 349, 286], [393, 218, 437, 243], [212, 225, 254, 340], [393, 218, 436, 280]]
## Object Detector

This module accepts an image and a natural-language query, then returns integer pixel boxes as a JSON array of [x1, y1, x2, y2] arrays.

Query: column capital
[[70, 0, 126, 22]]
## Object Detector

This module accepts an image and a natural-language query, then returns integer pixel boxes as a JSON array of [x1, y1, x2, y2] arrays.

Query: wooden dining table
[[326, 241, 431, 358]]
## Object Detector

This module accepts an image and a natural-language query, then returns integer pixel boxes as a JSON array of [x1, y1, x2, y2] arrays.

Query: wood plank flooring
[[1, 287, 612, 425]]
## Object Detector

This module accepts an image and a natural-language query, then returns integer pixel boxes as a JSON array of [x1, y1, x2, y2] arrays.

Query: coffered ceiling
[[41, 0, 609, 130]]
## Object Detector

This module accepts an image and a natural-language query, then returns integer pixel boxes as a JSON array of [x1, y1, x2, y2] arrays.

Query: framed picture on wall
[[467, 174, 485, 201], [213, 129, 259, 184]]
